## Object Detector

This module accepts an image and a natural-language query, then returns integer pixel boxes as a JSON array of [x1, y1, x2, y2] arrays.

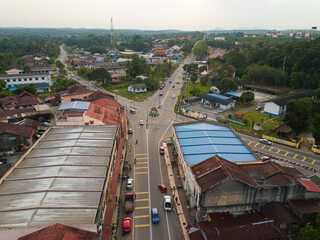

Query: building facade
[[0, 73, 52, 90]]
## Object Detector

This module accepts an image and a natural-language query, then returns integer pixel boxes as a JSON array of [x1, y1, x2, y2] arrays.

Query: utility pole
[[110, 17, 115, 50]]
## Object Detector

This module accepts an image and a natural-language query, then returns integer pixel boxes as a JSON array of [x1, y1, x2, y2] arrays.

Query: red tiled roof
[[297, 178, 320, 192], [188, 228, 206, 240], [287, 199, 320, 215], [67, 84, 92, 95], [91, 98, 121, 108], [0, 108, 36, 119], [18, 223, 98, 240], [85, 103, 120, 125], [87, 91, 114, 102], [0, 122, 35, 138]]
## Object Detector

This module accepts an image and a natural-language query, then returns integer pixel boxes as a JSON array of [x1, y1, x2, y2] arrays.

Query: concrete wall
[[61, 92, 94, 103], [264, 102, 280, 116]]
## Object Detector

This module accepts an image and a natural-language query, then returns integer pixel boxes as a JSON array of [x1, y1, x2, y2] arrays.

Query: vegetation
[[298, 212, 320, 240], [193, 40, 208, 60]]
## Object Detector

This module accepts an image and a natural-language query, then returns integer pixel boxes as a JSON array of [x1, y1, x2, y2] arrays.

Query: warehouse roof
[[0, 126, 118, 228], [202, 93, 233, 106], [58, 101, 90, 111], [173, 122, 258, 164]]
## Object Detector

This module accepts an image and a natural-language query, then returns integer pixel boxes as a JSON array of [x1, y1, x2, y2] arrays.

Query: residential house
[[0, 73, 52, 92], [128, 83, 147, 93], [0, 122, 35, 152], [0, 91, 42, 110], [92, 63, 126, 78], [263, 90, 315, 116], [0, 106, 52, 123], [287, 199, 320, 219], [201, 93, 235, 110], [5, 67, 22, 75], [187, 155, 320, 220], [214, 36, 225, 41], [60, 84, 94, 103]]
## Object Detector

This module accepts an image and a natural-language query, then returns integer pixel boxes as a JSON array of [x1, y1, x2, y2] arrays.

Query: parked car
[[130, 109, 136, 114], [160, 147, 165, 155], [260, 139, 272, 146], [126, 178, 133, 190], [151, 208, 159, 224], [256, 106, 261, 111], [123, 217, 132, 233], [37, 129, 46, 133], [177, 82, 179, 84], [164, 195, 172, 210], [41, 122, 50, 126], [158, 184, 167, 193], [139, 120, 144, 125], [172, 94, 175, 99], [159, 92, 163, 96], [128, 128, 133, 134], [172, 85, 175, 88], [261, 156, 272, 162], [169, 81, 172, 83]]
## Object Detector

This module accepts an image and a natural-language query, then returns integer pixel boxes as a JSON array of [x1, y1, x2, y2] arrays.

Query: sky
[[1, 0, 320, 31]]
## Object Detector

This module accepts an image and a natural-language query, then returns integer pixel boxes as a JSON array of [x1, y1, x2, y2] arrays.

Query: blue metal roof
[[174, 122, 257, 164], [205, 93, 231, 100], [59, 101, 90, 110], [225, 91, 241, 97]]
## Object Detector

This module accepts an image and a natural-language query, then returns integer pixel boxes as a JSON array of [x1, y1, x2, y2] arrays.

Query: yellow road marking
[[136, 206, 149, 210], [248, 141, 252, 145], [302, 157, 306, 162], [261, 145, 266, 149], [268, 147, 273, 151], [135, 172, 148, 175], [135, 215, 150, 219], [136, 157, 148, 160], [284, 152, 289, 156], [254, 143, 259, 147], [135, 153, 147, 156], [276, 149, 281, 154], [135, 224, 150, 228], [135, 199, 149, 202], [136, 192, 148, 195], [136, 162, 148, 165], [311, 160, 316, 165], [135, 167, 148, 169], [293, 154, 298, 159]]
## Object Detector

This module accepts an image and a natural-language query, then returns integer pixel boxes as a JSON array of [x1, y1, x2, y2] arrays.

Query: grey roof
[[131, 83, 147, 89], [0, 126, 118, 228], [270, 90, 315, 106], [0, 73, 50, 78], [202, 93, 233, 106], [58, 101, 90, 110]]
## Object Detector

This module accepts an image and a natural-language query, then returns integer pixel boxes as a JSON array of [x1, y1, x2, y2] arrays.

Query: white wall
[[2, 74, 52, 88], [264, 102, 280, 116]]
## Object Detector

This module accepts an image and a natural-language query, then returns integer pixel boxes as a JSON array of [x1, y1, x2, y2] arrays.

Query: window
[[13, 79, 16, 82], [6, 79, 10, 82], [18, 79, 21, 81], [24, 79, 27, 81], [42, 77, 45, 80], [36, 77, 39, 80]]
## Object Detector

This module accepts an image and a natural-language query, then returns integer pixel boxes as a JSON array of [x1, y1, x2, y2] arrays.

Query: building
[[0, 73, 51, 91], [172, 121, 259, 189], [60, 84, 94, 103], [0, 122, 35, 152], [0, 126, 120, 236], [188, 155, 320, 220], [92, 63, 126, 78], [263, 90, 315, 116], [1, 91, 42, 110], [201, 93, 235, 110], [214, 36, 225, 41], [128, 83, 147, 93], [30, 64, 54, 74]]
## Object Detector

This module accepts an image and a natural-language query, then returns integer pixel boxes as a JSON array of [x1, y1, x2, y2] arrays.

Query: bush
[[222, 118, 227, 123]]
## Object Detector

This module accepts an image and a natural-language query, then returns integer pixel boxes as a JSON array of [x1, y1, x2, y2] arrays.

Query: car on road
[[130, 109, 136, 114], [123, 217, 132, 233], [128, 128, 133, 134], [260, 139, 272, 146], [172, 85, 175, 88], [256, 106, 261, 111], [169, 81, 172, 83], [261, 156, 272, 162], [126, 178, 133, 190], [151, 208, 159, 224], [172, 94, 175, 99], [139, 120, 144, 125], [164, 195, 172, 210], [159, 92, 163, 96], [158, 184, 167, 193], [160, 147, 165, 155], [177, 82, 179, 84]]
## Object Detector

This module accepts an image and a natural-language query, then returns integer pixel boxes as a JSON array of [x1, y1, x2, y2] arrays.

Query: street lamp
[[146, 101, 148, 125]]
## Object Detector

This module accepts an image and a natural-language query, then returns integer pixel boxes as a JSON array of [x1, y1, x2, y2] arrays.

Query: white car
[[139, 120, 144, 125], [172, 94, 175, 99], [164, 195, 172, 210], [126, 178, 133, 190]]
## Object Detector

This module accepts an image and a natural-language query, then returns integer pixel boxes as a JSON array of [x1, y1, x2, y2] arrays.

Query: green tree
[[0, 79, 7, 91], [190, 73, 198, 83], [14, 84, 37, 95], [77, 67, 91, 78], [200, 75, 209, 86], [189, 86, 202, 97], [298, 212, 320, 240], [240, 91, 255, 103], [316, 88, 320, 100], [193, 40, 208, 60], [219, 78, 238, 92], [88, 68, 111, 84]]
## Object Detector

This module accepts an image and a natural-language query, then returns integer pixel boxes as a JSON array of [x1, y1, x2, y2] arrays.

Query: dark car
[[128, 128, 133, 134]]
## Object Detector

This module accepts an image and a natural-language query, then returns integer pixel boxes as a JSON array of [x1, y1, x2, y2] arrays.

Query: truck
[[125, 192, 134, 212]]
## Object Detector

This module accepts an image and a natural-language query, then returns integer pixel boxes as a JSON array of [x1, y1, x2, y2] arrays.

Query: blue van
[[152, 208, 159, 224]]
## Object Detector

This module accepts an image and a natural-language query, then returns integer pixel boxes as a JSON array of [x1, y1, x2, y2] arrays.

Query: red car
[[123, 217, 132, 233], [158, 184, 167, 193], [159, 92, 163, 96], [160, 147, 165, 155]]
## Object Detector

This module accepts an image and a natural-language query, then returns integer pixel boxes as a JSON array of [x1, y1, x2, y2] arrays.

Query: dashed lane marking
[[136, 192, 149, 195], [135, 215, 150, 219], [284, 152, 289, 156], [311, 160, 316, 165], [135, 224, 150, 228], [135, 172, 148, 175], [276, 149, 281, 154], [136, 206, 149, 210], [135, 167, 148, 169], [268, 147, 273, 151], [136, 157, 148, 160], [302, 157, 306, 162], [254, 143, 259, 147], [135, 199, 149, 202], [248, 141, 252, 145], [135, 153, 147, 156], [293, 154, 298, 159], [136, 162, 148, 165], [261, 145, 266, 149]]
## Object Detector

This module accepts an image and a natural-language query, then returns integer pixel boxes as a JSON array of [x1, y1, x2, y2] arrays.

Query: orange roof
[[85, 103, 120, 125], [92, 98, 121, 108]]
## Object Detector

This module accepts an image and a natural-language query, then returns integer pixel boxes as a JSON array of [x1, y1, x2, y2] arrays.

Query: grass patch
[[185, 82, 211, 97], [104, 82, 155, 102]]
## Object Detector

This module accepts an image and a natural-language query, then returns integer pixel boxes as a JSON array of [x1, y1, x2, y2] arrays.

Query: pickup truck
[[125, 192, 134, 212]]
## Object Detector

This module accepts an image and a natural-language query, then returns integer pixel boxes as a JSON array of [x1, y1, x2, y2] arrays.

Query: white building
[[128, 83, 147, 93], [0, 73, 52, 90]]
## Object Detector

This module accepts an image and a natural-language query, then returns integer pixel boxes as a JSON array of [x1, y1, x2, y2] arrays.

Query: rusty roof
[[18, 223, 98, 240], [85, 103, 120, 125], [91, 98, 121, 108], [287, 199, 320, 215], [0, 122, 35, 138]]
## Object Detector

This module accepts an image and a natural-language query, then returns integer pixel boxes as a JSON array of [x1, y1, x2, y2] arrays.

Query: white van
[[164, 195, 172, 210], [139, 120, 144, 125]]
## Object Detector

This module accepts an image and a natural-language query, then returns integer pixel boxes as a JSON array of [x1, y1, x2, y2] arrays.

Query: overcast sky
[[1, 0, 319, 31]]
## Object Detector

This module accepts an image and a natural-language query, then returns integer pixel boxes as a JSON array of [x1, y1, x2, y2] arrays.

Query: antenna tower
[[110, 17, 115, 50]]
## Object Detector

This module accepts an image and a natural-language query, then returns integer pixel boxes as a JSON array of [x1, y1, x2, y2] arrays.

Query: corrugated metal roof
[[225, 91, 241, 98], [174, 122, 257, 164], [59, 101, 90, 110]]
